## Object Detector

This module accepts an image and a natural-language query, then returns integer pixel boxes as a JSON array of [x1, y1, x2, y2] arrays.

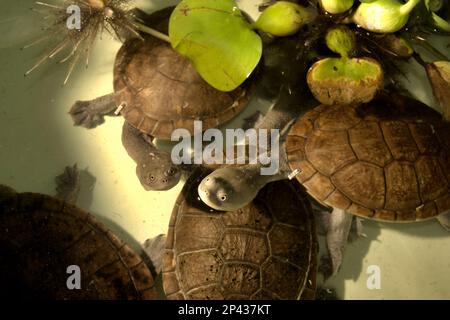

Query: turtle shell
[[286, 94, 450, 221], [0, 193, 156, 300], [113, 10, 252, 140], [162, 168, 317, 300]]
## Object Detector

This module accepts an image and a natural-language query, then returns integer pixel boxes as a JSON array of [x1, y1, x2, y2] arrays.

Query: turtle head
[[136, 155, 181, 191], [198, 169, 255, 212]]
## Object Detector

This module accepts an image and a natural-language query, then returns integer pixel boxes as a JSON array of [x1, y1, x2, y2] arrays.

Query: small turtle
[[199, 94, 450, 274], [69, 7, 252, 191], [0, 165, 157, 299], [161, 168, 318, 300]]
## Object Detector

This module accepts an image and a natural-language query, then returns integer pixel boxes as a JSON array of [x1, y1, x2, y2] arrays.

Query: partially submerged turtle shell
[[0, 193, 156, 300], [286, 94, 450, 221], [163, 168, 317, 300], [113, 9, 252, 139]]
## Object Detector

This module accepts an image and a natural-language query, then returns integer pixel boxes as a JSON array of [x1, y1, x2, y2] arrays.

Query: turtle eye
[[168, 168, 176, 175], [148, 175, 155, 182], [219, 194, 227, 201]]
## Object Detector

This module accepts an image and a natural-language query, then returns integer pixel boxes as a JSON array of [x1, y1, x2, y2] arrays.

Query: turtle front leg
[[437, 212, 450, 231], [325, 208, 354, 276], [69, 93, 117, 129]]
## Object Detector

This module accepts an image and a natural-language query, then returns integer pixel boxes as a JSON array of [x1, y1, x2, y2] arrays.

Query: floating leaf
[[169, 0, 262, 92]]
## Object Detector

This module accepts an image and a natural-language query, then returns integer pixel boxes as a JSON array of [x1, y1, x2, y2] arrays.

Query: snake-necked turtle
[[69, 7, 252, 191], [198, 94, 450, 274], [0, 166, 157, 299], [162, 168, 317, 300]]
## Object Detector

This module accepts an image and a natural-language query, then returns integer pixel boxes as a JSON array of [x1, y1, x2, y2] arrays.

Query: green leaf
[[169, 0, 262, 92]]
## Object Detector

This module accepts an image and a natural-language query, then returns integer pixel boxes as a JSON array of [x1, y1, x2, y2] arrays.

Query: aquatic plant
[[319, 0, 354, 15], [253, 1, 314, 36], [25, 0, 141, 84], [168, 0, 262, 92], [425, 0, 450, 32], [353, 0, 421, 33], [307, 25, 384, 105]]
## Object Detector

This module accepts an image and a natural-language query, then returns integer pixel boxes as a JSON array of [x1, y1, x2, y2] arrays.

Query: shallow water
[[0, 0, 449, 299]]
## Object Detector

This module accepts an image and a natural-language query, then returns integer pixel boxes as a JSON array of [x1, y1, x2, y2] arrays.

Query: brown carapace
[[163, 168, 318, 300], [0, 193, 157, 299], [286, 94, 450, 222], [113, 33, 252, 139]]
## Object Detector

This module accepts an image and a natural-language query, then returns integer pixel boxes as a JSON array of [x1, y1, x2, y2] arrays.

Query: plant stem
[[133, 22, 171, 43], [400, 0, 421, 15]]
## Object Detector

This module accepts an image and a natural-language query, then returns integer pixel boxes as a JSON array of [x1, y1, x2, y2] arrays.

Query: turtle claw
[[55, 164, 80, 204], [69, 100, 107, 129], [143, 234, 166, 274]]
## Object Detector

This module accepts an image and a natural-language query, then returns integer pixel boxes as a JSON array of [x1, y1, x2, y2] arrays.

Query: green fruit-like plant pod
[[325, 26, 356, 58], [253, 1, 315, 36], [320, 0, 354, 14], [307, 57, 384, 105], [353, 0, 421, 33]]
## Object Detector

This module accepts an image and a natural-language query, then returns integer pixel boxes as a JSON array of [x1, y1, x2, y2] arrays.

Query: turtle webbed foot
[[69, 93, 117, 129], [55, 164, 80, 204], [70, 100, 107, 129], [143, 234, 166, 274]]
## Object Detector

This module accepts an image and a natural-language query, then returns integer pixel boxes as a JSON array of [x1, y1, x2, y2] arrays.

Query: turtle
[[198, 93, 450, 274], [68, 7, 253, 191], [0, 165, 157, 299], [161, 167, 318, 300]]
